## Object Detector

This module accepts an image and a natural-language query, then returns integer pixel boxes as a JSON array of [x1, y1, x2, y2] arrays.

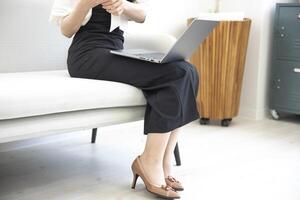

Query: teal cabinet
[[269, 3, 300, 119]]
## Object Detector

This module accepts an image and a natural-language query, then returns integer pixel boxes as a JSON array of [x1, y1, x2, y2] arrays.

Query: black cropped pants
[[67, 48, 199, 135]]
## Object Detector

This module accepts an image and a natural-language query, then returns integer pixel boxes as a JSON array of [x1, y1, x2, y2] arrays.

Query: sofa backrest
[[0, 0, 71, 73], [0, 0, 177, 74]]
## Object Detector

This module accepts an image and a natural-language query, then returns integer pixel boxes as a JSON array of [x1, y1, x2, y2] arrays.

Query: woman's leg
[[140, 132, 171, 186], [163, 127, 181, 178], [68, 48, 199, 135]]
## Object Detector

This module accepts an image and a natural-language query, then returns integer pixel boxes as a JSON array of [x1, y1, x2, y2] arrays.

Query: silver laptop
[[110, 19, 219, 63]]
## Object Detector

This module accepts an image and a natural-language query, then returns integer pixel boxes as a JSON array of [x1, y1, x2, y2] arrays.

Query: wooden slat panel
[[189, 18, 251, 120]]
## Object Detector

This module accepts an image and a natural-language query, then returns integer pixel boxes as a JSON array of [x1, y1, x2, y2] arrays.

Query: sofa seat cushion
[[0, 70, 146, 120]]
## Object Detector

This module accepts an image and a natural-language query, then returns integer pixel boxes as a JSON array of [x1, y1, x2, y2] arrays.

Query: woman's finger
[[98, 0, 111, 5], [102, 0, 122, 11], [111, 7, 123, 16], [105, 4, 124, 16], [102, 0, 120, 7]]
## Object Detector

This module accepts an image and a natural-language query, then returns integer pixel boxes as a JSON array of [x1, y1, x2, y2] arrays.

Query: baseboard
[[239, 106, 269, 120]]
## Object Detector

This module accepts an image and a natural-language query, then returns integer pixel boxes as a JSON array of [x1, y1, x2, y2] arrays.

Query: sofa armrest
[[123, 32, 176, 54]]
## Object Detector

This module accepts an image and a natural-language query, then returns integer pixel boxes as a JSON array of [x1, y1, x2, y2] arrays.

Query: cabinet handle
[[298, 14, 300, 19], [294, 68, 300, 73]]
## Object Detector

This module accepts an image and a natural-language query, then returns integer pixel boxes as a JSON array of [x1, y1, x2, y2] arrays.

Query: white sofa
[[0, 33, 175, 142], [0, 0, 181, 165]]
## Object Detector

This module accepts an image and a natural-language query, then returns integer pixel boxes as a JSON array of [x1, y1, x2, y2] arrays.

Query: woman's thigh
[[68, 48, 196, 89]]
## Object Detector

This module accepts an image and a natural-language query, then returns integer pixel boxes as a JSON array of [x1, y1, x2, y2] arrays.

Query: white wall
[[221, 0, 296, 120], [129, 0, 212, 37], [255, 0, 297, 119], [0, 0, 70, 73], [220, 0, 262, 119], [130, 0, 297, 120]]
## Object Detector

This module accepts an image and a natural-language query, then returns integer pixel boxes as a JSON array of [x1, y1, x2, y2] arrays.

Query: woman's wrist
[[122, 0, 146, 23], [77, 0, 93, 12], [122, 0, 130, 13], [77, 0, 95, 11]]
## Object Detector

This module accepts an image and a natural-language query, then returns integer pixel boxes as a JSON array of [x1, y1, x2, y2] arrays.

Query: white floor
[[0, 116, 300, 200]]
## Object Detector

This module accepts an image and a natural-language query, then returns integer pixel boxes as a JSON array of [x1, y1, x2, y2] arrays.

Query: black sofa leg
[[174, 142, 181, 166], [91, 128, 97, 143]]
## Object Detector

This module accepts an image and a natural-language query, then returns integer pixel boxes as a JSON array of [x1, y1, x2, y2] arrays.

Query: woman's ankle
[[163, 161, 173, 178], [139, 154, 166, 185], [140, 153, 163, 166]]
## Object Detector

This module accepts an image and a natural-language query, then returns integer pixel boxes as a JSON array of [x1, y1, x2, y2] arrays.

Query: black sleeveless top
[[68, 5, 124, 53]]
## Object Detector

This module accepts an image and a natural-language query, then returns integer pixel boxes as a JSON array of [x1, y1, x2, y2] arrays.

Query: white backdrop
[[129, 0, 213, 37], [0, 0, 70, 73]]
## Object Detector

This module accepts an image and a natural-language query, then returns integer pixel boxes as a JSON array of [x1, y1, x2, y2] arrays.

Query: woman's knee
[[162, 60, 199, 85], [162, 61, 187, 80], [176, 61, 199, 81], [186, 62, 199, 78], [178, 61, 199, 94]]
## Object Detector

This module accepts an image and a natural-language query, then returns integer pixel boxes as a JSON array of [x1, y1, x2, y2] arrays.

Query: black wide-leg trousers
[[67, 48, 200, 135]]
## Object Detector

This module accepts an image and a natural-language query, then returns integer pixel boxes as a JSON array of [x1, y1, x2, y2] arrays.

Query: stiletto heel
[[131, 156, 180, 199], [131, 173, 139, 189]]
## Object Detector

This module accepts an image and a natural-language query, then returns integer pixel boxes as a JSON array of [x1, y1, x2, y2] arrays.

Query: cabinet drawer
[[271, 60, 300, 110], [275, 6, 300, 60]]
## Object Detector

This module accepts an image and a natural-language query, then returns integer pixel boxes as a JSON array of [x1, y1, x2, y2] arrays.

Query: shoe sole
[[136, 174, 180, 199], [174, 188, 184, 192], [146, 187, 180, 200]]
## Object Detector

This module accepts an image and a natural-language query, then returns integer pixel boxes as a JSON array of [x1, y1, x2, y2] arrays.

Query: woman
[[49, 0, 199, 199]]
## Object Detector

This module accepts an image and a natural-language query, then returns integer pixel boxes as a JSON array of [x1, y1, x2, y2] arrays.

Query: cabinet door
[[275, 6, 300, 60], [271, 60, 300, 112]]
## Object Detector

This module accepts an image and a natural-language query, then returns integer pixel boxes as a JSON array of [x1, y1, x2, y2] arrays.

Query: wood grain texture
[[189, 18, 251, 120]]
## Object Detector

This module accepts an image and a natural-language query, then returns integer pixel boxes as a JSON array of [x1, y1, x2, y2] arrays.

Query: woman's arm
[[60, 0, 146, 38], [60, 0, 103, 38], [102, 0, 146, 23]]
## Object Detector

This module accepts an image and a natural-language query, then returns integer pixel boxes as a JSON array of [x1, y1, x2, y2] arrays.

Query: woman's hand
[[101, 0, 126, 16], [102, 0, 146, 23], [79, 0, 106, 9], [59, 0, 146, 38]]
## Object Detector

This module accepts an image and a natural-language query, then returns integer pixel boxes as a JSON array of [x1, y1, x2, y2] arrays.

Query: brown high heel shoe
[[131, 156, 180, 199], [165, 176, 184, 191]]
